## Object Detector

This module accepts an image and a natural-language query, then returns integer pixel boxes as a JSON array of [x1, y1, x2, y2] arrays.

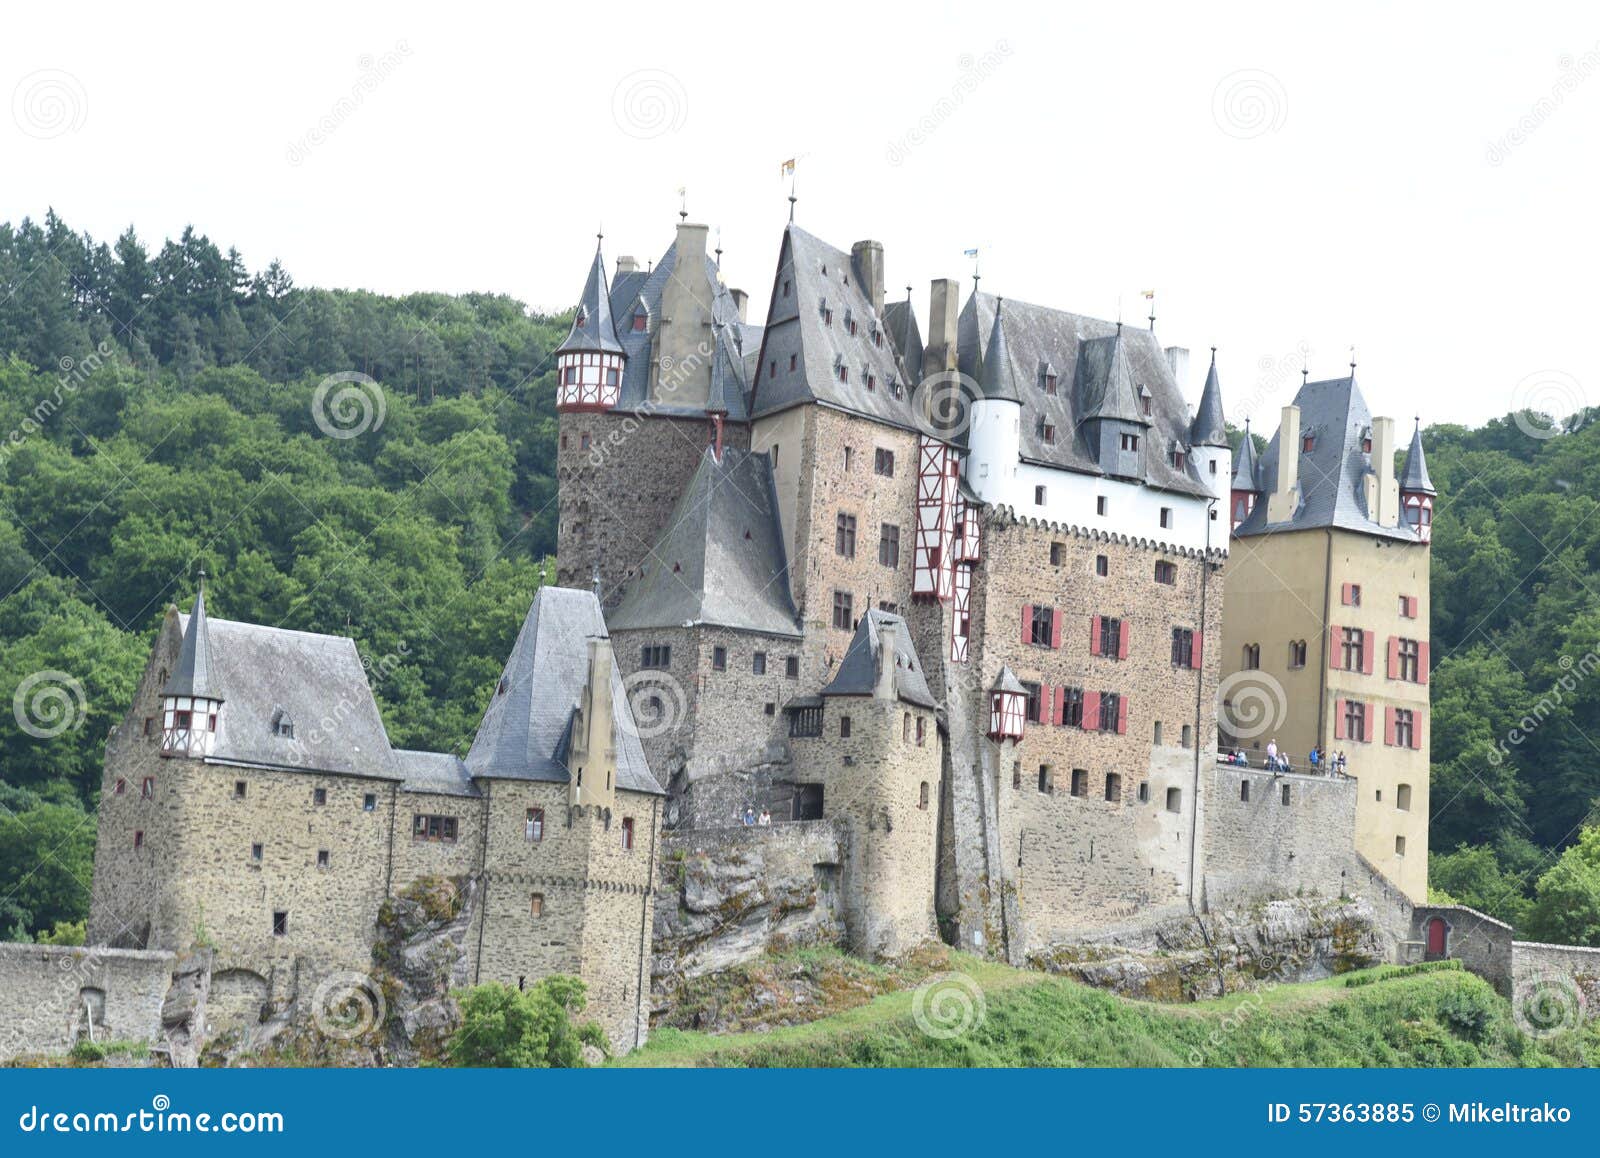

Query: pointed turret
[[979, 299, 1020, 402], [1075, 328, 1149, 479], [555, 240, 627, 411], [1190, 348, 1228, 447], [1230, 419, 1262, 531], [1400, 417, 1436, 543], [161, 574, 224, 758], [163, 578, 219, 700]]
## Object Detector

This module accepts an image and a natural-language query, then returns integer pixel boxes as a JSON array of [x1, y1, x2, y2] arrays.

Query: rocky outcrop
[[372, 875, 478, 1064], [1029, 897, 1386, 1001], [159, 949, 212, 1068]]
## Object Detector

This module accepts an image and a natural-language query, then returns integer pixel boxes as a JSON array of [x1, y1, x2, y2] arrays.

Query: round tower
[[1189, 347, 1233, 523], [1230, 418, 1262, 531], [160, 575, 223, 759], [1399, 417, 1436, 543], [555, 237, 626, 412], [967, 299, 1023, 505]]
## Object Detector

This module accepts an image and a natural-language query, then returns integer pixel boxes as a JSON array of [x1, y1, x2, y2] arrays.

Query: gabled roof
[[1233, 375, 1418, 542], [172, 611, 400, 780], [979, 300, 1021, 402], [1190, 351, 1228, 447], [1400, 419, 1435, 495], [164, 586, 219, 700], [990, 665, 1026, 695], [958, 293, 1210, 498], [607, 447, 801, 637], [820, 610, 936, 708], [882, 296, 923, 382], [749, 226, 925, 429], [466, 587, 663, 795], [1232, 421, 1261, 491], [556, 246, 623, 356], [1076, 330, 1149, 426], [394, 749, 479, 798]]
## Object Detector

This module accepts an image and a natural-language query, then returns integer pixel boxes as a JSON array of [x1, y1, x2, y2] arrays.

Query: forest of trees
[[0, 211, 1597, 946]]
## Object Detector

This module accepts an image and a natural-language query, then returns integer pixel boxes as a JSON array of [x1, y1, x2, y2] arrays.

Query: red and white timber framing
[[556, 350, 624, 411]]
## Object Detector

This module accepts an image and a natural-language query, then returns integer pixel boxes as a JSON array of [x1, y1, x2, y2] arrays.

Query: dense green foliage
[[447, 977, 607, 1068], [0, 213, 569, 936]]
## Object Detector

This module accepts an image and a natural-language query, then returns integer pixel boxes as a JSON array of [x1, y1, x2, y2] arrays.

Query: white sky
[[4, 0, 1597, 428]]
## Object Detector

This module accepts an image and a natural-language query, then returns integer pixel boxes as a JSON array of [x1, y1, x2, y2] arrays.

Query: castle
[[56, 212, 1456, 1061]]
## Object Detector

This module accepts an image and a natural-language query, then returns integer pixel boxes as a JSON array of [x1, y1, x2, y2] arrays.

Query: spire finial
[[1148, 290, 1157, 331], [1349, 344, 1357, 374], [591, 565, 603, 604], [197, 566, 206, 595], [714, 225, 723, 269], [678, 186, 688, 222], [1210, 345, 1217, 365], [788, 177, 797, 223], [596, 226, 603, 251]]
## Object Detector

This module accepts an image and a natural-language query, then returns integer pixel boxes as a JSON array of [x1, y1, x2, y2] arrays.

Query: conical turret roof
[[163, 581, 221, 700], [1190, 349, 1228, 447], [1232, 420, 1261, 491], [1400, 418, 1435, 495], [979, 300, 1021, 403], [556, 245, 623, 356]]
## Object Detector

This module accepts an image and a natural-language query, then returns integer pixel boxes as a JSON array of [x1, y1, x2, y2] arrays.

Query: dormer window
[[574, 307, 587, 327], [1035, 418, 1056, 445], [872, 328, 883, 348], [1170, 445, 1187, 470], [1303, 434, 1316, 453], [844, 308, 856, 336], [1139, 386, 1153, 417], [271, 710, 295, 739], [1363, 436, 1373, 453], [1040, 363, 1058, 394], [837, 360, 848, 384], [632, 311, 647, 332]]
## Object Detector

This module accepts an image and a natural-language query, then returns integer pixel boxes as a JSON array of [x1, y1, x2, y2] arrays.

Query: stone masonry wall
[[1511, 940, 1600, 1023], [1406, 904, 1514, 994], [0, 944, 175, 1058], [1202, 764, 1361, 911], [389, 789, 486, 895]]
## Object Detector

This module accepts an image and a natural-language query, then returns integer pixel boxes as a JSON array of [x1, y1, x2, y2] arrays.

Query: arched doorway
[[1425, 917, 1448, 959]]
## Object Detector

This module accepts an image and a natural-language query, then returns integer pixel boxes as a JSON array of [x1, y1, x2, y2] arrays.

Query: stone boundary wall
[[1512, 939, 1600, 1023], [1409, 904, 1514, 994], [0, 943, 176, 1059]]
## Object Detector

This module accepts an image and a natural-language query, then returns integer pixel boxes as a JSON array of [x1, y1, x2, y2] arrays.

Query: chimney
[[1267, 404, 1301, 524], [616, 255, 639, 275], [923, 278, 960, 377], [655, 222, 714, 409], [874, 619, 898, 700], [1368, 416, 1399, 527], [675, 221, 709, 265], [1164, 346, 1190, 390], [571, 636, 618, 809], [852, 240, 885, 315], [730, 288, 749, 323]]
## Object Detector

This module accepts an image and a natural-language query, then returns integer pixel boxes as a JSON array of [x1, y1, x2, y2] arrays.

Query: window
[[317, 849, 330, 869], [753, 652, 768, 675], [363, 793, 376, 812], [1155, 561, 1177, 585], [526, 807, 544, 841], [1070, 769, 1088, 797], [1034, 485, 1047, 505], [1302, 434, 1315, 453], [1397, 783, 1413, 811], [632, 312, 648, 332], [1363, 436, 1373, 453], [1043, 372, 1058, 394], [764, 702, 775, 716], [1062, 687, 1084, 728], [1340, 628, 1365, 672], [782, 279, 791, 297], [842, 446, 854, 471], [413, 814, 459, 843], [840, 715, 852, 738], [1120, 433, 1140, 452], [273, 911, 288, 936], [1050, 542, 1066, 566], [251, 843, 263, 862], [1105, 772, 1122, 802], [832, 591, 853, 630], [1242, 643, 1260, 670], [1036, 419, 1056, 445], [1097, 616, 1122, 658], [1344, 700, 1367, 743], [903, 714, 912, 743], [1240, 780, 1250, 802], [605, 367, 619, 388], [580, 432, 591, 452], [1096, 496, 1108, 516], [919, 781, 930, 810], [232, 779, 247, 799], [1095, 554, 1108, 577], [139, 776, 154, 799], [1159, 507, 1172, 529], [785, 656, 800, 679], [874, 448, 895, 477], [1209, 459, 1217, 475], [1395, 835, 1406, 857], [1171, 628, 1194, 668], [174, 709, 191, 730], [640, 644, 672, 669], [789, 706, 823, 738], [622, 817, 635, 850], [835, 513, 857, 557], [880, 600, 899, 614], [1182, 724, 1193, 748], [143, 716, 155, 736], [1153, 721, 1163, 745], [530, 894, 544, 918], [1288, 640, 1308, 669], [1397, 638, 1421, 682], [1038, 766, 1054, 794], [313, 787, 327, 806], [916, 716, 927, 746], [1013, 763, 1022, 789], [1099, 692, 1121, 732], [1165, 787, 1181, 813], [1399, 594, 1418, 618], [133, 830, 144, 849], [879, 524, 900, 568], [712, 646, 727, 672], [1394, 708, 1415, 748], [1030, 605, 1054, 647], [1170, 449, 1186, 470], [1343, 583, 1363, 607], [769, 360, 776, 378]]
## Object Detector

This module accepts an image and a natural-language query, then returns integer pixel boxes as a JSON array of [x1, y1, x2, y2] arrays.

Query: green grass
[[623, 955, 1597, 1068]]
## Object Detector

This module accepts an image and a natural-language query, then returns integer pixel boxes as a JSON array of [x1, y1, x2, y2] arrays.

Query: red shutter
[[1329, 625, 1341, 669], [1340, 582, 1352, 605], [1053, 685, 1066, 726], [1362, 630, 1375, 675], [1191, 631, 1204, 671], [1082, 691, 1101, 731], [1022, 605, 1034, 646], [1412, 709, 1425, 750], [1116, 696, 1128, 734], [1386, 636, 1399, 680], [1118, 623, 1130, 660], [1090, 615, 1102, 656], [1384, 706, 1397, 747], [1418, 641, 1429, 685], [1051, 609, 1063, 650], [1334, 698, 1346, 740]]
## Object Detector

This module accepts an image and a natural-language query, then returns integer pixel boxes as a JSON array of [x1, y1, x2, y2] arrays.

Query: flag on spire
[[780, 158, 796, 178]]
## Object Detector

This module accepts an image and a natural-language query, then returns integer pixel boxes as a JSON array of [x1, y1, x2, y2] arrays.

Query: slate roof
[[394, 749, 479, 798], [175, 613, 400, 780], [164, 587, 219, 700], [1232, 421, 1262, 491], [556, 246, 623, 356], [979, 300, 1021, 402], [1190, 351, 1228, 447], [1233, 375, 1418, 542], [990, 665, 1026, 695], [882, 296, 924, 382], [958, 293, 1211, 498], [607, 447, 801, 637], [1400, 419, 1435, 495], [466, 587, 664, 795], [820, 610, 937, 708], [603, 238, 756, 421], [750, 226, 927, 430]]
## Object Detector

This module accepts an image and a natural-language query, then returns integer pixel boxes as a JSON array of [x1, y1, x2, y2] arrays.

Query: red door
[[1425, 918, 1447, 957]]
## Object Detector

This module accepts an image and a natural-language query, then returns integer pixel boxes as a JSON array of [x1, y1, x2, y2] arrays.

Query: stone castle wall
[[1202, 765, 1361, 912], [0, 944, 176, 1059]]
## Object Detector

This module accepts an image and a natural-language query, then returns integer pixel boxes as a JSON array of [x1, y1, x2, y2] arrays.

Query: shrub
[[446, 976, 607, 1068]]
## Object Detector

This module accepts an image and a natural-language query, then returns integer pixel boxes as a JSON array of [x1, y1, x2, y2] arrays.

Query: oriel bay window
[[413, 814, 459, 843]]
